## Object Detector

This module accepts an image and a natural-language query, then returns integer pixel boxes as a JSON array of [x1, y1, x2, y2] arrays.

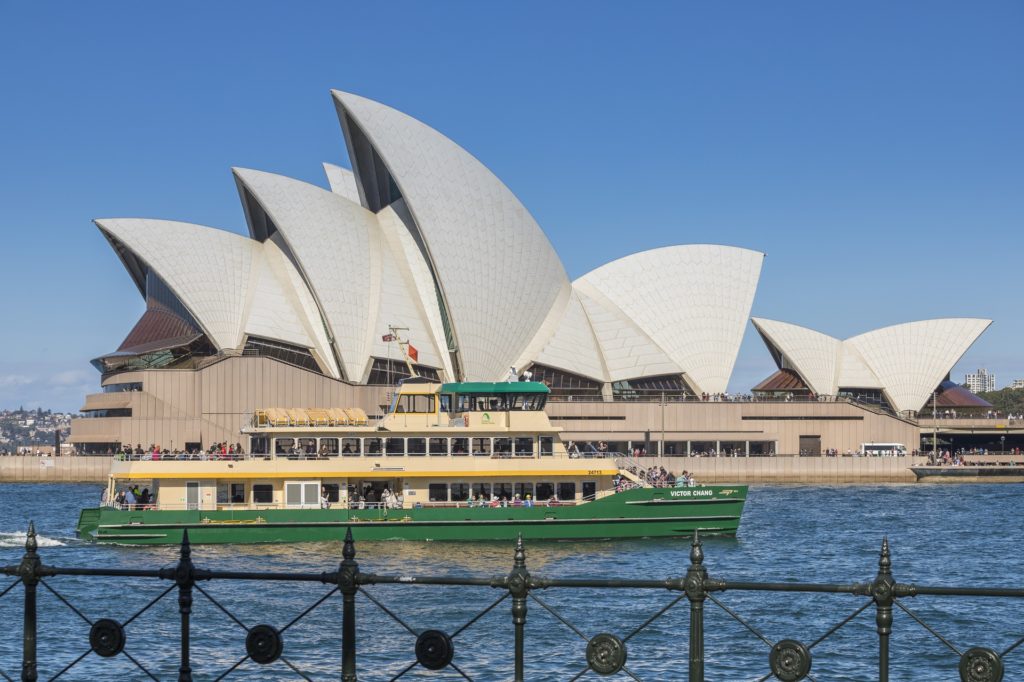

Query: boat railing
[[115, 452, 271, 462], [100, 500, 585, 512], [114, 450, 612, 463]]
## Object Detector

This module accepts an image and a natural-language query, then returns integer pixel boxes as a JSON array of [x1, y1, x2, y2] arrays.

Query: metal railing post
[[338, 528, 359, 682], [175, 530, 195, 682], [508, 534, 530, 682], [873, 537, 894, 682], [684, 531, 707, 682], [20, 523, 40, 682]]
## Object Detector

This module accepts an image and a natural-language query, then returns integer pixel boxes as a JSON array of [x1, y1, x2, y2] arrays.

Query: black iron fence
[[2, 524, 1023, 681]]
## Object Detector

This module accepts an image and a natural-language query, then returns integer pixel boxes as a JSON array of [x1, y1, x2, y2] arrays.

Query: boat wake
[[0, 531, 68, 548]]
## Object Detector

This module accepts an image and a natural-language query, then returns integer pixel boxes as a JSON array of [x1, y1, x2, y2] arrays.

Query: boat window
[[319, 438, 339, 456], [494, 438, 512, 458], [253, 484, 273, 504], [451, 483, 470, 502], [582, 481, 596, 500], [298, 438, 317, 455], [285, 481, 320, 508], [472, 438, 492, 457], [428, 438, 448, 456], [557, 482, 576, 501], [494, 482, 514, 502], [514, 482, 534, 499], [218, 483, 247, 504], [251, 437, 269, 455], [440, 395, 452, 413], [274, 438, 295, 455], [323, 483, 341, 503], [364, 438, 383, 456], [471, 482, 491, 500], [514, 437, 534, 458], [451, 438, 469, 456], [535, 482, 554, 501], [428, 483, 448, 502], [341, 438, 361, 456], [397, 394, 436, 414], [385, 438, 405, 456], [539, 437, 553, 456], [408, 438, 427, 456]]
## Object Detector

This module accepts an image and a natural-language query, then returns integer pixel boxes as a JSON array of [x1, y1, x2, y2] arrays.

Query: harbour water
[[1, 483, 1022, 680]]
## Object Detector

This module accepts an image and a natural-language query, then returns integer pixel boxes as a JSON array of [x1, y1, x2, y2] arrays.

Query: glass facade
[[243, 337, 321, 374]]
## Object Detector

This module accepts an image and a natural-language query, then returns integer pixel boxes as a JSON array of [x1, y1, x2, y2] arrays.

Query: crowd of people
[[614, 466, 697, 490], [108, 484, 155, 510], [565, 440, 609, 457], [118, 442, 247, 460]]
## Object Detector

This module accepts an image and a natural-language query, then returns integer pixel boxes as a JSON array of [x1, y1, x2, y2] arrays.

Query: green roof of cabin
[[441, 382, 550, 394]]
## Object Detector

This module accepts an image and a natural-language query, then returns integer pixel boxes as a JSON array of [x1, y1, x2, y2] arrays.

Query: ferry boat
[[76, 379, 746, 545]]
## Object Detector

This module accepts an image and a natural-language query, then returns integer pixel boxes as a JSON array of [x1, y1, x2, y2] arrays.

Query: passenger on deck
[[523, 494, 533, 508]]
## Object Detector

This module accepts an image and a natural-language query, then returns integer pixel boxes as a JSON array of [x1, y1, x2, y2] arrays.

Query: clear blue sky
[[1, 2, 1021, 411]]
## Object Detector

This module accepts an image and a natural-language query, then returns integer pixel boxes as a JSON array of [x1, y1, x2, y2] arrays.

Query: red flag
[[381, 334, 394, 342], [407, 344, 419, 362]]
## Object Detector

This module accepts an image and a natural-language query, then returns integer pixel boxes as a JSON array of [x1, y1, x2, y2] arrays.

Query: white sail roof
[[97, 218, 339, 377], [531, 291, 608, 382], [751, 318, 842, 395], [332, 90, 571, 381], [242, 240, 340, 378], [847, 318, 992, 414], [233, 167, 382, 381], [754, 317, 992, 412], [322, 163, 361, 204], [574, 245, 763, 394], [96, 218, 257, 351]]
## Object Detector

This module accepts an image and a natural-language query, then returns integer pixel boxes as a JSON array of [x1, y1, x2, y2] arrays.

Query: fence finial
[[343, 527, 356, 562], [514, 533, 526, 569], [690, 529, 703, 567], [25, 521, 37, 554], [878, 536, 891, 575]]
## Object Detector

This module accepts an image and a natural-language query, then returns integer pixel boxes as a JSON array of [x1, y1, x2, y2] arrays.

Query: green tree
[[978, 388, 1024, 415]]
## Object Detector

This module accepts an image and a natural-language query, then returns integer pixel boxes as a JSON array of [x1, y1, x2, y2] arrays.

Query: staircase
[[612, 453, 652, 488]]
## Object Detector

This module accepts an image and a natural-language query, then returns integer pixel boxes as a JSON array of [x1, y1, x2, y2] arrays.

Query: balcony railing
[[3, 524, 1023, 680]]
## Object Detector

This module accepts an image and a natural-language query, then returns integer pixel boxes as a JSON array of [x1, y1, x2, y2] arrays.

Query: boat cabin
[[105, 380, 621, 513]]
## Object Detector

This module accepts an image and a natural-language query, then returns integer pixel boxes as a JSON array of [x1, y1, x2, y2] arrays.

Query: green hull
[[77, 486, 747, 545]]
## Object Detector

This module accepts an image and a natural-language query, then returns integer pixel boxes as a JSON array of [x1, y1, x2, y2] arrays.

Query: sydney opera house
[[71, 91, 994, 456]]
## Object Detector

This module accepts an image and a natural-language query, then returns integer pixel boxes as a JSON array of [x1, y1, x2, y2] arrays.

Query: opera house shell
[[752, 318, 992, 414], [72, 92, 764, 453]]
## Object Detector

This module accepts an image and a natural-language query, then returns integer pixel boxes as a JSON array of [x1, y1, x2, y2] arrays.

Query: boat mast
[[388, 325, 417, 380]]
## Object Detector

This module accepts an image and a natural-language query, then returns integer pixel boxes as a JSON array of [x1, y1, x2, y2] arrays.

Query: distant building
[[964, 369, 996, 394], [1011, 379, 1024, 390]]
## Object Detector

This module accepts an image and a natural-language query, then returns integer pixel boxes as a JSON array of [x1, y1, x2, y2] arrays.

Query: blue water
[[1, 483, 1022, 681]]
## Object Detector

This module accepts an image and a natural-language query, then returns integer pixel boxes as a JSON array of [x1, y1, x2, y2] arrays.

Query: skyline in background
[[1, 2, 1021, 411]]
